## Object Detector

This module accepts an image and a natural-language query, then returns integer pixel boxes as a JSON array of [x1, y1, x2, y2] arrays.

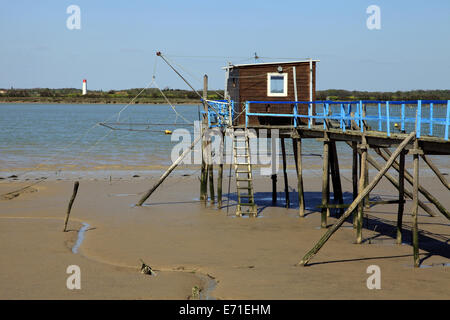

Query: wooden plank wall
[[227, 62, 316, 126]]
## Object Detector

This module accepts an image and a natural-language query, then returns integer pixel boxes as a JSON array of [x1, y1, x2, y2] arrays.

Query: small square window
[[267, 73, 288, 97]]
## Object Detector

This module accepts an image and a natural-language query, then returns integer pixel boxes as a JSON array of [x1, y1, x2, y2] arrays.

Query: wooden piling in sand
[[329, 141, 343, 217], [321, 134, 330, 228], [411, 139, 421, 267], [217, 132, 224, 208], [281, 138, 290, 208], [356, 138, 368, 244], [200, 75, 208, 203], [352, 141, 358, 227], [293, 138, 305, 217], [63, 181, 79, 232], [397, 150, 406, 245], [271, 174, 277, 205]]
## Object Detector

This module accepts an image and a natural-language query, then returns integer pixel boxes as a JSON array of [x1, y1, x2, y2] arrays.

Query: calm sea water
[[0, 103, 447, 179]]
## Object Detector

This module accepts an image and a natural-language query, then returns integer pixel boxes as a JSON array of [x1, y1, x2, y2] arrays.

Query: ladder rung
[[239, 194, 251, 197], [236, 171, 250, 174], [236, 178, 252, 181], [238, 203, 255, 206], [235, 163, 250, 165]]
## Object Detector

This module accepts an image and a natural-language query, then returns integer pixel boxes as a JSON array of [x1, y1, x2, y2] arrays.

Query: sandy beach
[[1, 165, 449, 300]]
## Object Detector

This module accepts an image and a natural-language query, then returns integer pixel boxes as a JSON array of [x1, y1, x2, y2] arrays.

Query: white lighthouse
[[82, 79, 87, 95]]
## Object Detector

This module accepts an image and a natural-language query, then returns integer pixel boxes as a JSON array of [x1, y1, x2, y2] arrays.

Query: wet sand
[[0, 168, 449, 299]]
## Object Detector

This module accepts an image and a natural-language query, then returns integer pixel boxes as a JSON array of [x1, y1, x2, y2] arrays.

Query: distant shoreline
[[0, 97, 201, 105]]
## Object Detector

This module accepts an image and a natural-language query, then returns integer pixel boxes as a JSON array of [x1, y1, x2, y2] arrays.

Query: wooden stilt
[[356, 140, 368, 244], [352, 141, 358, 228], [329, 141, 344, 217], [271, 174, 277, 205], [217, 132, 224, 209], [293, 138, 305, 217], [200, 75, 209, 204], [208, 161, 215, 205], [397, 150, 405, 245], [362, 104, 370, 209], [281, 138, 290, 208], [321, 136, 330, 228], [63, 181, 79, 232], [298, 132, 416, 266], [200, 130, 208, 204], [412, 140, 420, 267]]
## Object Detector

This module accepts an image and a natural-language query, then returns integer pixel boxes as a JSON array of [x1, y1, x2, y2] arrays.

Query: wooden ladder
[[233, 129, 257, 217]]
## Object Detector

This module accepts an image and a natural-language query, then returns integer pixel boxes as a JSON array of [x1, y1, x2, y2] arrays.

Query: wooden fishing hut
[[135, 52, 450, 268]]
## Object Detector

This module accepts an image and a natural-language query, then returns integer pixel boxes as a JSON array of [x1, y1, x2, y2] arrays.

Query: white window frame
[[267, 72, 288, 97]]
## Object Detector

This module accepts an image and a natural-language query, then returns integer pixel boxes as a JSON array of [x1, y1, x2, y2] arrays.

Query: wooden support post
[[356, 141, 368, 244], [321, 136, 330, 228], [281, 138, 290, 208], [271, 174, 277, 205], [298, 132, 416, 266], [329, 141, 344, 217], [293, 138, 305, 217], [208, 159, 215, 205], [377, 148, 447, 219], [200, 75, 209, 203], [217, 132, 224, 209], [397, 150, 405, 245], [412, 140, 420, 267], [63, 181, 80, 232], [362, 104, 370, 208], [352, 141, 358, 228], [137, 133, 204, 206]]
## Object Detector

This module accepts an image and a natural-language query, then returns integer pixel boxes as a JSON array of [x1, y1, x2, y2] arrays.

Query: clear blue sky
[[1, 0, 449, 91]]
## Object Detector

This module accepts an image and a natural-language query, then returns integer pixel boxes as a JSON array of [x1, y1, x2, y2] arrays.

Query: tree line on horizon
[[1, 87, 450, 102]]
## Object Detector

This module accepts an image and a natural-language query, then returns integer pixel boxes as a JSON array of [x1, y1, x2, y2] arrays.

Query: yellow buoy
[[164, 130, 172, 135]]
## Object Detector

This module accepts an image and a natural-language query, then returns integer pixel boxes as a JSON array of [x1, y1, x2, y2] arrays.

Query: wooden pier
[[135, 57, 449, 268]]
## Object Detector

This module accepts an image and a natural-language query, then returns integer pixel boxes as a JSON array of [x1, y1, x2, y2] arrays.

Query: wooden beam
[[298, 132, 416, 266], [377, 148, 448, 219], [420, 154, 450, 190], [347, 142, 436, 218]]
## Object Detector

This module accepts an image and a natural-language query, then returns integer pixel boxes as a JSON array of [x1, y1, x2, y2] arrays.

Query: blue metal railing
[[201, 99, 234, 128], [240, 100, 450, 140]]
